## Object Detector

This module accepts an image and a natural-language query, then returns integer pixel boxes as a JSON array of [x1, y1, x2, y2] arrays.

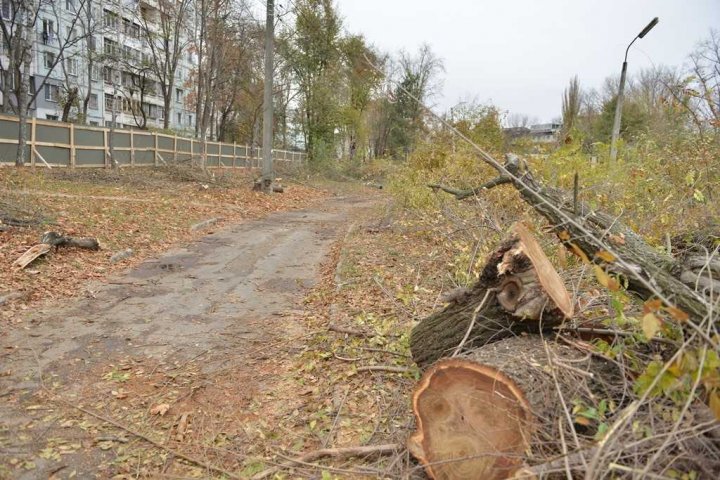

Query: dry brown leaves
[[0, 167, 329, 322]]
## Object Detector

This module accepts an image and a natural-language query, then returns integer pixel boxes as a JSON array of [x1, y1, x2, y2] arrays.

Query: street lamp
[[609, 17, 659, 162]]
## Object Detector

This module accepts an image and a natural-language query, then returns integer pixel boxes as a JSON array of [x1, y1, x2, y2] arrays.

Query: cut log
[[411, 229, 571, 368], [409, 336, 619, 480], [41, 231, 100, 250], [13, 244, 52, 270], [430, 153, 710, 321]]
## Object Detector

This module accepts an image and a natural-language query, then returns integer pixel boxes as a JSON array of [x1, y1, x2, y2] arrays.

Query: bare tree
[[687, 29, 720, 132], [0, 0, 91, 165], [561, 75, 581, 137], [506, 113, 531, 128], [135, 0, 193, 130]]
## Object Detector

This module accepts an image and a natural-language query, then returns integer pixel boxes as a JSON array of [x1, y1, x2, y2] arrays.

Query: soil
[[0, 194, 378, 479]]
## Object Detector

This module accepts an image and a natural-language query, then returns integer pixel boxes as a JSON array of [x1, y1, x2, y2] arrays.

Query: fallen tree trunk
[[408, 335, 620, 480], [411, 226, 571, 368], [429, 154, 710, 321], [41, 231, 100, 250]]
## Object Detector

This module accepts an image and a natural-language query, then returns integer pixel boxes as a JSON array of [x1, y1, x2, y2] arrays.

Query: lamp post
[[609, 17, 659, 162]]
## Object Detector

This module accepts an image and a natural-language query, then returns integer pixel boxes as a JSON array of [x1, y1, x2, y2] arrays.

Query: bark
[[410, 235, 567, 369], [41, 231, 99, 250], [61, 87, 78, 123], [15, 57, 29, 166], [409, 336, 619, 480], [430, 154, 711, 321]]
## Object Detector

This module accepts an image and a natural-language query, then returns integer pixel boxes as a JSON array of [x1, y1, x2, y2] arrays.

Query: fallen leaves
[[0, 168, 329, 319], [150, 403, 170, 416]]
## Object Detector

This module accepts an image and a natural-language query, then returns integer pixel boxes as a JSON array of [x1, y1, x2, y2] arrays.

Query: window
[[89, 121, 99, 126], [46, 114, 59, 121], [88, 36, 96, 51], [91, 64, 100, 81], [2, 0, 11, 19], [44, 84, 60, 102], [104, 38, 117, 57], [105, 93, 115, 110], [66, 27, 76, 41], [177, 112, 181, 124], [187, 114, 192, 126], [42, 20, 55, 45], [66, 57, 78, 76], [103, 10, 118, 29], [44, 51, 55, 69], [175, 88, 182, 102], [123, 19, 140, 39], [65, 0, 74, 11], [103, 66, 112, 84], [157, 106, 164, 119], [89, 93, 98, 110]]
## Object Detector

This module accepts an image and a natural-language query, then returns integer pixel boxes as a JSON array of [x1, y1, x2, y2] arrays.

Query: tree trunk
[[430, 154, 711, 321], [15, 56, 30, 167], [409, 336, 619, 480], [411, 231, 570, 369], [61, 87, 78, 123]]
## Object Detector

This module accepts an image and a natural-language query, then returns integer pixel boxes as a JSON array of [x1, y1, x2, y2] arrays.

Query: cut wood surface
[[410, 233, 570, 368], [13, 244, 51, 269], [409, 336, 620, 479], [408, 357, 532, 480], [430, 153, 710, 321]]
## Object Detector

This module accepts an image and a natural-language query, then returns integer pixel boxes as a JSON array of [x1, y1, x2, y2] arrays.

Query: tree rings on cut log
[[408, 358, 533, 480]]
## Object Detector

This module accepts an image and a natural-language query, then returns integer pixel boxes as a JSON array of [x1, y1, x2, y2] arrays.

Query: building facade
[[1, 0, 196, 132]]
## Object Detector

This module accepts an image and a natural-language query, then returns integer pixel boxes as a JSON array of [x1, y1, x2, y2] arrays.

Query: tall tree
[[282, 0, 342, 162], [385, 44, 443, 158], [561, 75, 581, 139], [0, 0, 90, 165], [135, 0, 193, 130]]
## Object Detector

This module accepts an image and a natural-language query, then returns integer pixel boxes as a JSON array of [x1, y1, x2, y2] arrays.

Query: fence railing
[[0, 113, 307, 168]]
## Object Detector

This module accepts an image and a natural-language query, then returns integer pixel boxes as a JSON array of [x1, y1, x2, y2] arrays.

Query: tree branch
[[428, 176, 511, 200]]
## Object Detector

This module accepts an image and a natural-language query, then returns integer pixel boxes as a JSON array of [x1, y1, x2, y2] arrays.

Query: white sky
[[334, 0, 720, 122]]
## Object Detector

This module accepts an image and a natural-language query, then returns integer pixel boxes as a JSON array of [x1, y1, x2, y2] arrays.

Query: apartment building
[[1, 0, 196, 132]]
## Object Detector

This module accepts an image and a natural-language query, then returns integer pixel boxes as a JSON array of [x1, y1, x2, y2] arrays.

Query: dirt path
[[0, 195, 377, 479]]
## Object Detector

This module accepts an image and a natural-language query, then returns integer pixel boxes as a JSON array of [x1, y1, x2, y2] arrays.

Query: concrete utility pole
[[261, 0, 275, 189], [609, 17, 659, 162]]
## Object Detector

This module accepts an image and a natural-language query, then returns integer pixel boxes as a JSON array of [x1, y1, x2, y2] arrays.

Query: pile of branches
[[405, 151, 719, 479]]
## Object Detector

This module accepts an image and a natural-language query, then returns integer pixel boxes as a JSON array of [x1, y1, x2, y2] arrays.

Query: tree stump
[[409, 336, 619, 480]]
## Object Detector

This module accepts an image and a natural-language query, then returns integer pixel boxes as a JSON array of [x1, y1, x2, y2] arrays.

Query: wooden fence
[[0, 113, 306, 168]]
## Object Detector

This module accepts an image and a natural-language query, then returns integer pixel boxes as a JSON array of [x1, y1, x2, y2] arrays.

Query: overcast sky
[[334, 0, 720, 123]]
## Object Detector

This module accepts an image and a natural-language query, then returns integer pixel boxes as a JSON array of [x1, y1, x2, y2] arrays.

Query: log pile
[[407, 152, 717, 479]]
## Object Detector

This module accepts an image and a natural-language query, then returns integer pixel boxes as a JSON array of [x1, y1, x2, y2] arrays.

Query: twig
[[29, 343, 241, 480], [356, 365, 410, 374], [372, 275, 418, 319], [322, 389, 348, 448], [251, 444, 401, 480], [333, 353, 360, 362], [328, 324, 370, 337], [58, 400, 243, 479], [451, 289, 493, 357], [357, 347, 410, 358]]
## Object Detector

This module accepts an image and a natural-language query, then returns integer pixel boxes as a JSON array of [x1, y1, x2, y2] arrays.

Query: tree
[[686, 29, 720, 133], [135, 0, 194, 131], [0, 0, 90, 165], [281, 0, 343, 162], [561, 75, 581, 138], [385, 44, 443, 158], [337, 35, 383, 159]]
